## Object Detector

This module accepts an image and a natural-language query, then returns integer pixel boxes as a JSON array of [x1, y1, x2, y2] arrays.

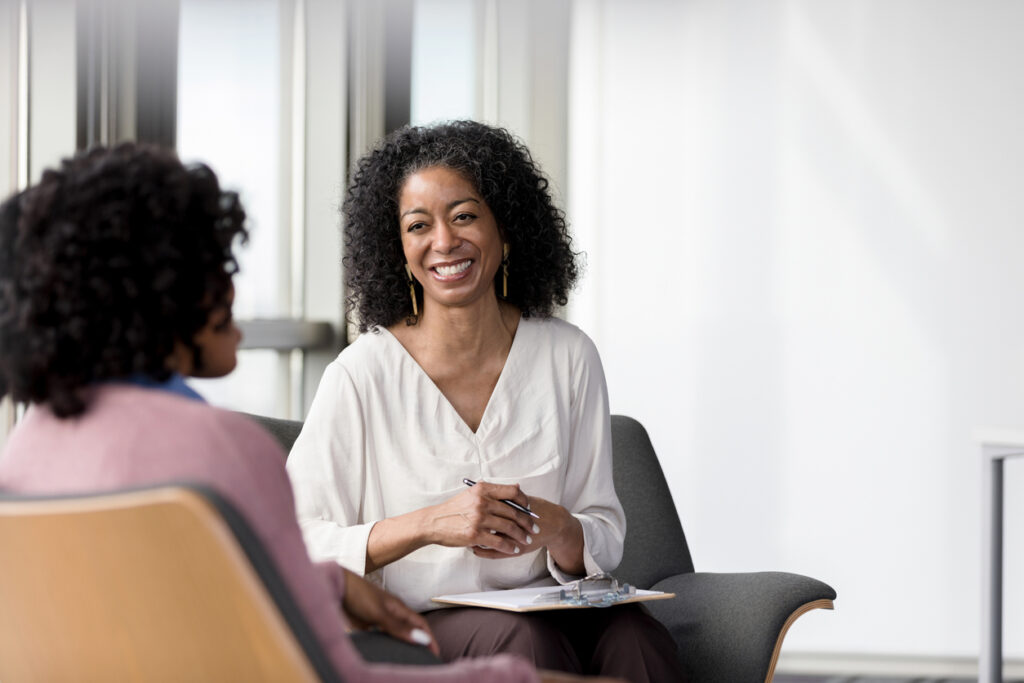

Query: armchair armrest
[[350, 631, 443, 665], [645, 571, 835, 683]]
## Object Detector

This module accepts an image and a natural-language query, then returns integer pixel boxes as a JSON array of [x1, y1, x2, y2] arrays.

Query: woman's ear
[[164, 339, 195, 376]]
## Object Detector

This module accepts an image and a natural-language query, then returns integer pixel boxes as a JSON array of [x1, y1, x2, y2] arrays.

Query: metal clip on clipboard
[[531, 572, 637, 608]]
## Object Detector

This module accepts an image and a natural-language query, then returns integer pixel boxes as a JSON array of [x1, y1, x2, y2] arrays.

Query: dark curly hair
[[0, 143, 248, 418], [342, 120, 579, 332]]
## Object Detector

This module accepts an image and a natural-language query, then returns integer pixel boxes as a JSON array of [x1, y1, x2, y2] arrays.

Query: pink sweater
[[0, 385, 537, 683]]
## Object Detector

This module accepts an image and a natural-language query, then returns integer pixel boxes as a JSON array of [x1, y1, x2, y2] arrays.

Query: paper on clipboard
[[431, 584, 675, 612]]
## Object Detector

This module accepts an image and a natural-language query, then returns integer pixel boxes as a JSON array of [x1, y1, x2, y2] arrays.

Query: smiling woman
[[286, 120, 686, 681], [341, 121, 578, 333], [399, 166, 505, 314]]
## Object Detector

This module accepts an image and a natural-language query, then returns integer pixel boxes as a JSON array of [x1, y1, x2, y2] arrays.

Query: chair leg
[[763, 599, 835, 683]]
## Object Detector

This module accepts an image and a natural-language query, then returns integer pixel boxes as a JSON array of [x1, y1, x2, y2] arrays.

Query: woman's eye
[[213, 312, 234, 333], [454, 213, 475, 222], [407, 222, 426, 232]]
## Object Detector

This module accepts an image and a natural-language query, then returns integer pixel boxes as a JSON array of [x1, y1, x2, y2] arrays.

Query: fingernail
[[410, 628, 432, 646], [525, 535, 532, 544], [514, 546, 520, 554], [532, 524, 540, 534]]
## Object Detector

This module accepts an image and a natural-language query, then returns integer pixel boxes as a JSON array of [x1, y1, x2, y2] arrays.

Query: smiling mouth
[[431, 260, 473, 277]]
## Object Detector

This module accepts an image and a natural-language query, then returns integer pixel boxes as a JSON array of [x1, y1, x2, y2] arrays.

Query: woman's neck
[[392, 295, 520, 366]]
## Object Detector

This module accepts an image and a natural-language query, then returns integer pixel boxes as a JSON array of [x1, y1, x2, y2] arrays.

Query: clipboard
[[432, 584, 675, 613]]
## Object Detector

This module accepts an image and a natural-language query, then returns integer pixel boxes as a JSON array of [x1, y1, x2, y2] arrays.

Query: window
[[176, 0, 288, 417]]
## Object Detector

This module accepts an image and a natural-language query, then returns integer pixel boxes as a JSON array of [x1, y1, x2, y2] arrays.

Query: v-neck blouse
[[375, 319, 520, 439], [286, 316, 625, 612]]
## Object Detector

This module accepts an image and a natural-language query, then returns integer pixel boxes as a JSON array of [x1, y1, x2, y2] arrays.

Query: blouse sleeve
[[286, 360, 378, 576], [546, 331, 626, 584]]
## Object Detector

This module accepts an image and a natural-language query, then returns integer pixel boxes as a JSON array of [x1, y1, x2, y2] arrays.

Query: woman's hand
[[340, 569, 440, 656], [422, 481, 538, 556], [365, 483, 572, 571], [471, 495, 585, 574]]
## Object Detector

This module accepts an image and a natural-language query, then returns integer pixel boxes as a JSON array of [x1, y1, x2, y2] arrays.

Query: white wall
[[410, 0, 570, 201], [0, 0, 20, 195], [26, 0, 75, 182], [410, 0, 477, 125], [0, 0, 21, 446], [568, 0, 1024, 660]]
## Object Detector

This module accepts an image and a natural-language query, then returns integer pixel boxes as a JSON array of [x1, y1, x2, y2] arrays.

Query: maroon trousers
[[424, 604, 686, 682]]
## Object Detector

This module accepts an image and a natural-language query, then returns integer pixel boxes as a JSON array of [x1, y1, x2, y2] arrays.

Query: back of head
[[0, 143, 248, 417]]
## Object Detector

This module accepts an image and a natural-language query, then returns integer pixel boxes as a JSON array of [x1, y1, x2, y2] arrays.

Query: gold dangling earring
[[501, 243, 510, 298], [404, 264, 419, 316]]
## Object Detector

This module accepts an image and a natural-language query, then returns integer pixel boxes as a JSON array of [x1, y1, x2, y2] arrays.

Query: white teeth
[[434, 260, 471, 277]]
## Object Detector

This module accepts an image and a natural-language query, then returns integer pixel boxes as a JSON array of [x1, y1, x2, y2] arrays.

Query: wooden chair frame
[[0, 485, 339, 682]]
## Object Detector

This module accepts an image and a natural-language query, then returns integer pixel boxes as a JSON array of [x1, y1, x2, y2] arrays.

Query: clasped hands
[[426, 481, 576, 562], [365, 479, 586, 576]]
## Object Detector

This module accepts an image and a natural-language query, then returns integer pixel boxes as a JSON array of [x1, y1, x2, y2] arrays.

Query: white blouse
[[286, 316, 626, 612]]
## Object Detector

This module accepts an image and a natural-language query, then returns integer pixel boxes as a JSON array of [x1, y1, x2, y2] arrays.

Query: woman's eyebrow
[[401, 197, 480, 219], [447, 197, 480, 210]]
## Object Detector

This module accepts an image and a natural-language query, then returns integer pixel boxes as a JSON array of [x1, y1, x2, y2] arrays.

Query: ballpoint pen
[[462, 478, 540, 519]]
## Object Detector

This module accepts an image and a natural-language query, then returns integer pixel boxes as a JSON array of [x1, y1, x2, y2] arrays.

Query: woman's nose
[[432, 222, 461, 253]]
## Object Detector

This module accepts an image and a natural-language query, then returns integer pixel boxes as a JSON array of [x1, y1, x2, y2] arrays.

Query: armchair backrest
[[0, 485, 341, 683], [252, 411, 304, 455], [246, 412, 696, 589], [609, 415, 695, 586]]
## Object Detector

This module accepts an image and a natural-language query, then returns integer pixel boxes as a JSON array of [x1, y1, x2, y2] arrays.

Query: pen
[[462, 478, 540, 519]]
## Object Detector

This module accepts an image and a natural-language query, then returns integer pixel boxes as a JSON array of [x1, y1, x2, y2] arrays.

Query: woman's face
[[397, 165, 503, 313], [189, 289, 242, 378]]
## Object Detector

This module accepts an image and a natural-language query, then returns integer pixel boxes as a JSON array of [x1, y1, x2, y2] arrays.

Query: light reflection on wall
[[410, 0, 477, 125], [176, 0, 284, 417]]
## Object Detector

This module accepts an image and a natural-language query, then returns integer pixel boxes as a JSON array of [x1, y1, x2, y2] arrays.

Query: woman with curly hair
[[0, 143, 580, 683], [287, 121, 684, 682]]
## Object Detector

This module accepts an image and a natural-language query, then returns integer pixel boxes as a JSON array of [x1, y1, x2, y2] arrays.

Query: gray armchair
[[608, 415, 835, 682], [247, 412, 836, 682]]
